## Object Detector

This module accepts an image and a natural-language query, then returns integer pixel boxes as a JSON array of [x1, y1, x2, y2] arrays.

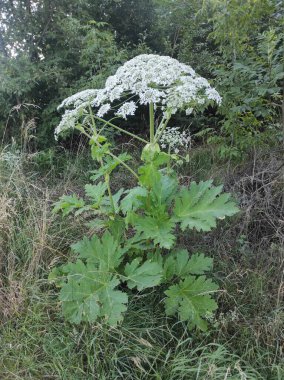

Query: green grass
[[0, 146, 283, 379], [0, 288, 266, 380]]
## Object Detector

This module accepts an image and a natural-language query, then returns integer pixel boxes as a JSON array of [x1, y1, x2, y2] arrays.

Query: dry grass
[[177, 147, 284, 377], [0, 146, 283, 379], [0, 150, 85, 324]]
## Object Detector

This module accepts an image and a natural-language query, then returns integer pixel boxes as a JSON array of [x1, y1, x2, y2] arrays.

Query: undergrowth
[[0, 145, 283, 379]]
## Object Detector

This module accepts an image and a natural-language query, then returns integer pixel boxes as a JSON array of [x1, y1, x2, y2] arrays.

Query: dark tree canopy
[[0, 0, 282, 154]]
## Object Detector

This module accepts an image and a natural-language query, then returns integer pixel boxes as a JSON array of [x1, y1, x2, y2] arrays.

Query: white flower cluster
[[55, 54, 221, 138], [55, 90, 97, 139], [55, 106, 88, 140], [57, 89, 98, 110], [160, 127, 191, 154], [116, 101, 137, 119]]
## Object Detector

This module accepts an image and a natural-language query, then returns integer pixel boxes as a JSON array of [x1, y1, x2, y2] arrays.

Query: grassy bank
[[0, 145, 283, 379]]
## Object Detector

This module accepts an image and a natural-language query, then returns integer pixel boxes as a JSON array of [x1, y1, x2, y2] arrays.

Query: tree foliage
[[0, 1, 129, 146], [0, 0, 282, 154]]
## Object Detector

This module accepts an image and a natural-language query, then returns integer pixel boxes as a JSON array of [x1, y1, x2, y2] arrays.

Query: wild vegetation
[[0, 0, 283, 379]]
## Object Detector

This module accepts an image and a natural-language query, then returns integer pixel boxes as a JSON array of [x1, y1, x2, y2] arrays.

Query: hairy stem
[[167, 144, 172, 173], [88, 104, 98, 136], [105, 173, 116, 214], [154, 114, 171, 143], [94, 115, 148, 144], [107, 151, 139, 180], [149, 103, 155, 143]]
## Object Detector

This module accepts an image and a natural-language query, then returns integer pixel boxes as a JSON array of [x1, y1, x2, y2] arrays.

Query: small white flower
[[160, 126, 191, 153], [139, 88, 165, 105], [109, 86, 124, 102], [57, 89, 98, 110], [97, 103, 111, 118], [54, 106, 87, 139], [115, 101, 137, 119], [92, 89, 108, 107], [55, 54, 221, 138]]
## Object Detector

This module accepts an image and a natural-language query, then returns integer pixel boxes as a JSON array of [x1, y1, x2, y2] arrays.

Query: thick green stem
[[107, 151, 139, 180], [149, 103, 155, 143], [105, 173, 116, 214], [80, 129, 138, 180], [154, 114, 171, 143], [88, 104, 97, 135], [94, 115, 148, 144], [167, 144, 172, 173]]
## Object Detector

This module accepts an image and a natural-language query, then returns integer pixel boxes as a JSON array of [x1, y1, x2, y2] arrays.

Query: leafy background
[[0, 0, 283, 379]]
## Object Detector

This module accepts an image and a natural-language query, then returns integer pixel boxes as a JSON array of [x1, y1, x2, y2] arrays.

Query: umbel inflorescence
[[160, 127, 191, 154], [51, 54, 239, 331], [55, 54, 221, 139]]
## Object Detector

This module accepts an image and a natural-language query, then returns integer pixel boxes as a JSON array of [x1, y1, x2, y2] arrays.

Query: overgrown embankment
[[0, 146, 283, 379]]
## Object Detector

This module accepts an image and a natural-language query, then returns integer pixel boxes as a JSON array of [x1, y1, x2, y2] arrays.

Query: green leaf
[[60, 278, 100, 324], [138, 162, 162, 188], [71, 236, 101, 260], [112, 188, 125, 212], [151, 174, 178, 206], [99, 277, 128, 325], [71, 231, 125, 270], [164, 250, 213, 280], [141, 145, 171, 168], [48, 266, 65, 286], [132, 214, 176, 249], [164, 276, 219, 331], [152, 151, 171, 167], [120, 186, 148, 214], [58, 260, 128, 326], [85, 182, 107, 206], [174, 181, 239, 232], [141, 143, 161, 162], [108, 217, 125, 242], [98, 231, 124, 270], [90, 153, 131, 181], [90, 143, 110, 162], [186, 253, 213, 274], [86, 218, 107, 231], [124, 258, 162, 291], [53, 194, 85, 216], [122, 233, 156, 253]]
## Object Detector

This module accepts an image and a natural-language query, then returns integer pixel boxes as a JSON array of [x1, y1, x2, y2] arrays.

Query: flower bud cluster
[[160, 127, 191, 154]]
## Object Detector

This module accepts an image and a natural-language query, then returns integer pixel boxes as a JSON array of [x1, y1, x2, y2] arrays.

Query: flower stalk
[[149, 102, 155, 144]]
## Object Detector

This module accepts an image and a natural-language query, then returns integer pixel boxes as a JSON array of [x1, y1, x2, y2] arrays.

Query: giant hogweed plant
[[50, 54, 238, 331]]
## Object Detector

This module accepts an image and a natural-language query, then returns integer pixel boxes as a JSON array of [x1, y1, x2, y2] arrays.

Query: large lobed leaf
[[120, 186, 148, 215], [84, 182, 107, 207], [174, 180, 239, 232], [53, 194, 85, 216], [132, 214, 176, 249], [52, 230, 164, 325], [54, 231, 129, 325], [151, 174, 178, 207], [71, 230, 125, 270], [163, 250, 213, 280], [164, 275, 219, 331], [124, 258, 162, 291], [59, 260, 128, 325]]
